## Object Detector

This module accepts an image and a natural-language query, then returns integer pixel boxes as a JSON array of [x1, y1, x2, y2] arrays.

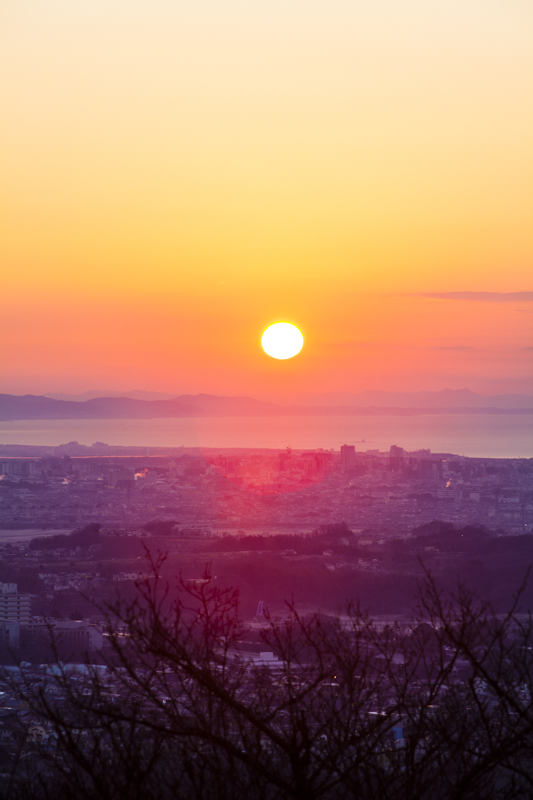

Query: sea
[[0, 414, 531, 458]]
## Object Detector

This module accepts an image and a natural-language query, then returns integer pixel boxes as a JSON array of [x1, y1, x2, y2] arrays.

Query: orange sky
[[1, 0, 532, 397]]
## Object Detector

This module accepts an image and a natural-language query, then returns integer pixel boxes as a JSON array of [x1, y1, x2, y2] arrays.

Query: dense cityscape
[[0, 441, 531, 794], [1, 443, 531, 534]]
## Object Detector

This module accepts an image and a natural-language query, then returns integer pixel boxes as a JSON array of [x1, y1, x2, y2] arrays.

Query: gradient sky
[[2, 0, 532, 398]]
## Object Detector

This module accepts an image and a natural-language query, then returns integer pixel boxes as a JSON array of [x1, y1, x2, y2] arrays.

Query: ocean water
[[0, 415, 531, 458]]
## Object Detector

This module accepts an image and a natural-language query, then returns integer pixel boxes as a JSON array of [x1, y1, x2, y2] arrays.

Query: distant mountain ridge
[[0, 392, 532, 421], [277, 389, 533, 409], [45, 390, 177, 402], [43, 388, 533, 409], [0, 394, 282, 421]]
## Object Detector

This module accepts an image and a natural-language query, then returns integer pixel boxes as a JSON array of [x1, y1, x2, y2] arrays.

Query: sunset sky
[[2, 0, 532, 398]]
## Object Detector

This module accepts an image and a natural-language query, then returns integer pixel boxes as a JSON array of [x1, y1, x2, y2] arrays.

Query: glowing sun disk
[[261, 322, 304, 360]]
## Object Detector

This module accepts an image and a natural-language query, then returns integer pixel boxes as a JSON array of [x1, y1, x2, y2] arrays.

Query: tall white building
[[0, 583, 31, 627]]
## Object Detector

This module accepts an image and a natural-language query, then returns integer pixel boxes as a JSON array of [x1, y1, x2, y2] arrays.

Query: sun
[[261, 322, 304, 360]]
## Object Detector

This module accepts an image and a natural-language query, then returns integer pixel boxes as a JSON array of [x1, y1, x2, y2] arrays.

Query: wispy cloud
[[430, 346, 474, 351], [330, 342, 476, 352], [414, 292, 533, 302]]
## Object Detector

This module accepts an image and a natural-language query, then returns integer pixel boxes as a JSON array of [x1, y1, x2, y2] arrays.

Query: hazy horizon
[[3, 368, 533, 401], [41, 387, 533, 402], [5, 385, 533, 405]]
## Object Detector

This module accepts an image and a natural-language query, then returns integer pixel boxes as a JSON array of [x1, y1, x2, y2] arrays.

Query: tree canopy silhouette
[[5, 558, 533, 800]]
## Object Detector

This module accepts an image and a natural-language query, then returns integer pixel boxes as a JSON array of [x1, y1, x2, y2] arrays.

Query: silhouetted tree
[[5, 560, 533, 799]]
